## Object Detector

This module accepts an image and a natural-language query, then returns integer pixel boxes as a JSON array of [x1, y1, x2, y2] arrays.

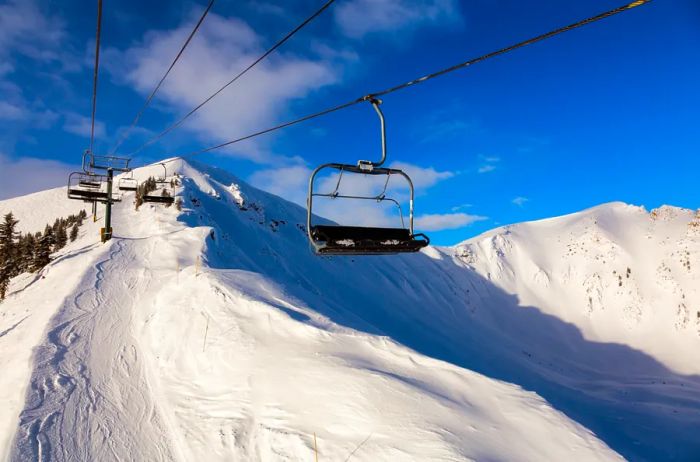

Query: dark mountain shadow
[[180, 160, 700, 461]]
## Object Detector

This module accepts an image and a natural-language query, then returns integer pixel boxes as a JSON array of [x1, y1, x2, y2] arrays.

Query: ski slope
[[0, 159, 698, 461]]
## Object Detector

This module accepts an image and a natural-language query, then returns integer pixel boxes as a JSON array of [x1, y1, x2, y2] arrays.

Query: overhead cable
[[129, 0, 337, 156], [109, 0, 215, 155], [89, 0, 104, 153], [177, 0, 651, 158]]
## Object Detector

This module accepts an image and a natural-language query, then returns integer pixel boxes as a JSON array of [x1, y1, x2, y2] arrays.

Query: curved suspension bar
[[357, 98, 387, 170]]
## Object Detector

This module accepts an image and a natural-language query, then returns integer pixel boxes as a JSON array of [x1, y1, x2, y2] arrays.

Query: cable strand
[[129, 0, 336, 156], [110, 0, 215, 155], [89, 0, 103, 153], [170, 0, 651, 159]]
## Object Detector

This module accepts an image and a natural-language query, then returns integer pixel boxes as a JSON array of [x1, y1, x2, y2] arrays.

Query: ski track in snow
[[10, 234, 173, 461]]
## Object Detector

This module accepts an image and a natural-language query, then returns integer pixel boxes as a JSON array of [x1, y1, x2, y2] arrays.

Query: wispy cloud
[[389, 161, 454, 189], [334, 0, 460, 39], [415, 212, 487, 231], [0, 0, 67, 63], [63, 112, 106, 139], [0, 101, 26, 121], [512, 196, 529, 207], [477, 155, 500, 174], [451, 203, 473, 212], [105, 12, 340, 162], [0, 152, 76, 200]]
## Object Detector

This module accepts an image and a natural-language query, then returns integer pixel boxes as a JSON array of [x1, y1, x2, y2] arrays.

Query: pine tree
[[55, 223, 68, 251], [18, 233, 36, 273], [32, 226, 54, 272], [0, 212, 19, 300], [70, 223, 79, 242]]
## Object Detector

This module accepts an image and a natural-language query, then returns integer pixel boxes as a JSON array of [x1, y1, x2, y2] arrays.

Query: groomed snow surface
[[1, 159, 698, 461]]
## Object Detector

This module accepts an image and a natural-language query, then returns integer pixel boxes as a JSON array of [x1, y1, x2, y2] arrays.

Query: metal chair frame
[[82, 150, 132, 173], [67, 172, 122, 203]]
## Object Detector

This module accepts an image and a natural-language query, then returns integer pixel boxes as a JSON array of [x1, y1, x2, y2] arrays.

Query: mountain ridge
[[0, 158, 698, 461]]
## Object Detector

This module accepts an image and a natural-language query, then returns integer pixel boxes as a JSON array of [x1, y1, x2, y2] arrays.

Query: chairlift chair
[[306, 98, 429, 255], [142, 164, 175, 205], [82, 150, 132, 173], [118, 172, 138, 191], [67, 172, 122, 203], [155, 162, 169, 184], [142, 188, 175, 205]]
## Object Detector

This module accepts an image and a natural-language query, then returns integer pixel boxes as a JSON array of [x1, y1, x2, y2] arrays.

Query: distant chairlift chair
[[67, 172, 122, 203], [143, 163, 175, 205], [82, 150, 132, 173], [306, 97, 429, 255], [118, 172, 138, 192]]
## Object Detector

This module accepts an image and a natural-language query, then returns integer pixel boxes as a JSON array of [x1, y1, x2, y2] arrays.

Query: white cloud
[[0, 101, 26, 121], [0, 153, 76, 200], [415, 212, 487, 231], [0, 0, 67, 62], [477, 155, 500, 174], [107, 12, 339, 162], [249, 165, 311, 206], [63, 113, 106, 139], [334, 0, 460, 38], [451, 203, 473, 212], [389, 161, 454, 189], [512, 196, 529, 207]]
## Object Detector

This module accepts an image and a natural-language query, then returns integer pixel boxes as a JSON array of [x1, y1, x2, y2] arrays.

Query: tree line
[[0, 210, 87, 300], [134, 176, 181, 210]]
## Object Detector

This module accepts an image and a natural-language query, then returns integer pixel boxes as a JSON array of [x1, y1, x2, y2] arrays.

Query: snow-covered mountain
[[0, 159, 698, 461]]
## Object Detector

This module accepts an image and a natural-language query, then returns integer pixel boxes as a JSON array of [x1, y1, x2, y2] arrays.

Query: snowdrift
[[0, 158, 698, 461]]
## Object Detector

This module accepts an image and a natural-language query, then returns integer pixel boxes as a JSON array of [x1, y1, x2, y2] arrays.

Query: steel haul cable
[[110, 0, 215, 155], [89, 0, 103, 153], [129, 0, 337, 156], [168, 0, 651, 160]]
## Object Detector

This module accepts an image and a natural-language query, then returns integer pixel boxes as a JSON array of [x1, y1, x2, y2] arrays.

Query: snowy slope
[[0, 187, 89, 234], [454, 202, 700, 375], [0, 158, 698, 461]]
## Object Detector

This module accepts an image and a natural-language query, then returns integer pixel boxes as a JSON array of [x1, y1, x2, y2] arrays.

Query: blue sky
[[1, 0, 698, 245]]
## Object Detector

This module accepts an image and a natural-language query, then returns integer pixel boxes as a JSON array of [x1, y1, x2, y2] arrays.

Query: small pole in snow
[[314, 433, 319, 462], [195, 256, 201, 276], [202, 313, 209, 353]]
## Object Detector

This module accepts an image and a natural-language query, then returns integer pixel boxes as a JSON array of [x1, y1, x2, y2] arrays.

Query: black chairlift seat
[[311, 225, 429, 255], [67, 188, 122, 203], [79, 180, 101, 189], [143, 194, 174, 204], [67, 171, 121, 203]]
